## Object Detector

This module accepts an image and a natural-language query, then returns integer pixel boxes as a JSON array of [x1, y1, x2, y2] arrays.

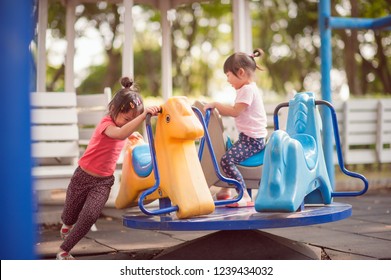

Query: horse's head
[[157, 96, 204, 141]]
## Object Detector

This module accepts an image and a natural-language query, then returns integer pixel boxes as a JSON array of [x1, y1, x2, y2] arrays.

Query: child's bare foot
[[226, 191, 253, 208], [225, 199, 254, 208], [216, 188, 232, 200]]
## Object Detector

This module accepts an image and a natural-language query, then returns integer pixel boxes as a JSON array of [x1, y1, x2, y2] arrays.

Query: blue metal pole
[[0, 1, 36, 259], [329, 15, 391, 30], [319, 0, 335, 188], [372, 15, 391, 29]]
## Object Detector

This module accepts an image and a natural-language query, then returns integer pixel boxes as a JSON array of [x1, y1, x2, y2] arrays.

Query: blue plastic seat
[[131, 144, 153, 177], [226, 138, 265, 167], [239, 149, 265, 167]]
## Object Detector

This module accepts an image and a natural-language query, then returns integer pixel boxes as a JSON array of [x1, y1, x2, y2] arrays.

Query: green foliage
[[44, 0, 391, 98], [361, 0, 391, 17], [46, 64, 64, 91], [251, 0, 391, 96], [47, 0, 66, 38], [134, 48, 161, 97], [169, 1, 235, 97], [251, 0, 320, 93], [77, 64, 109, 94]]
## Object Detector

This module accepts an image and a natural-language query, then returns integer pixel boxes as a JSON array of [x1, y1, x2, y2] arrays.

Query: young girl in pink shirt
[[204, 49, 267, 207], [57, 77, 160, 260]]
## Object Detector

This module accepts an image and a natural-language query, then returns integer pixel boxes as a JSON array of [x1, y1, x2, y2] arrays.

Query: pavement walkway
[[36, 186, 391, 260]]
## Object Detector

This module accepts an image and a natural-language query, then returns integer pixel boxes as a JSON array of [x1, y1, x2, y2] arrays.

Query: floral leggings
[[60, 166, 114, 253], [221, 133, 265, 189]]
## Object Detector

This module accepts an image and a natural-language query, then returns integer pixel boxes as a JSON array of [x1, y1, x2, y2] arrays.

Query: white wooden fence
[[338, 99, 391, 165], [31, 94, 390, 194], [31, 89, 113, 192], [222, 98, 391, 166]]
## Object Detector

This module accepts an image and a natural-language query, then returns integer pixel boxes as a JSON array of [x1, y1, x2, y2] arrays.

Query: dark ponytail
[[224, 48, 265, 76], [250, 48, 264, 71]]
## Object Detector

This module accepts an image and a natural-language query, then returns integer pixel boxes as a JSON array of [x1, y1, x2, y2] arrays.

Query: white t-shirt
[[234, 82, 268, 139]]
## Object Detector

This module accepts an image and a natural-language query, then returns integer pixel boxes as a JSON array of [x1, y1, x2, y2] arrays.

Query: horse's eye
[[165, 114, 170, 123]]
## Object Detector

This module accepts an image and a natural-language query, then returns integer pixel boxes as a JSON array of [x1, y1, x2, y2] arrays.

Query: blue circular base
[[122, 203, 352, 231]]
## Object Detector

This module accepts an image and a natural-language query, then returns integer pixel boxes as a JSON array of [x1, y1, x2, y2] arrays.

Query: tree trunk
[[344, 0, 362, 96], [143, 49, 160, 96], [47, 64, 65, 92], [374, 32, 391, 95], [104, 49, 121, 88]]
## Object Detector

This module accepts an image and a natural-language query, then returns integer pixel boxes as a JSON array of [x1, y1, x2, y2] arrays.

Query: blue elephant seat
[[255, 92, 333, 212], [291, 134, 317, 169]]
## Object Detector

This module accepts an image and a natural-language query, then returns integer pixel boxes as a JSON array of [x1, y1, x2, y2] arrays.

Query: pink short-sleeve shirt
[[79, 115, 125, 176], [234, 82, 267, 139]]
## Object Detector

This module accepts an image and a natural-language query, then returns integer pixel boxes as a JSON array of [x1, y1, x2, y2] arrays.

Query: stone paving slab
[[36, 190, 391, 260]]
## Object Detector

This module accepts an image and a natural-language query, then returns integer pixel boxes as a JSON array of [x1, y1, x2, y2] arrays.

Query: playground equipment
[[256, 92, 368, 212], [115, 135, 163, 209], [193, 101, 264, 192], [116, 96, 214, 218], [4, 0, 387, 260], [255, 92, 333, 212], [195, 92, 367, 213], [116, 96, 244, 219], [318, 0, 391, 185], [121, 92, 368, 234]]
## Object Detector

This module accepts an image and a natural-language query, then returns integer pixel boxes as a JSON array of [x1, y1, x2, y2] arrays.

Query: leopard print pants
[[221, 133, 265, 189], [60, 166, 114, 253]]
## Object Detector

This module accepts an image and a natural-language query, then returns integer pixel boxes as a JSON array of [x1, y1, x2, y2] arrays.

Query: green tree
[[170, 1, 232, 97], [44, 0, 391, 98], [251, 0, 391, 96]]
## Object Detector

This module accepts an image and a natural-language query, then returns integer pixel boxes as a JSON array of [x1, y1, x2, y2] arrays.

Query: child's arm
[[105, 106, 160, 140], [128, 131, 143, 141], [204, 102, 248, 117]]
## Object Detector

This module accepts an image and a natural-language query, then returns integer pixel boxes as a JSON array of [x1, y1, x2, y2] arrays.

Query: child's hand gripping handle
[[139, 107, 179, 216]]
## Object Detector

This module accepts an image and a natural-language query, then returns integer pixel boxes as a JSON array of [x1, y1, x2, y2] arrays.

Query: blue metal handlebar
[[138, 111, 179, 216], [273, 100, 368, 197], [273, 102, 289, 130], [192, 107, 244, 206], [315, 100, 368, 197], [139, 106, 245, 215], [197, 109, 211, 160]]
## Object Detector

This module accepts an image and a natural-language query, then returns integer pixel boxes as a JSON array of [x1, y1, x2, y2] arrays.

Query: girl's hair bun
[[253, 48, 264, 58], [121, 77, 133, 88]]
